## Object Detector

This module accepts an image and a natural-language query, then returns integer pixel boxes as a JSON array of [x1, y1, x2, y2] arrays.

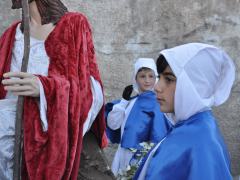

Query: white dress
[[0, 25, 103, 180], [107, 98, 137, 176]]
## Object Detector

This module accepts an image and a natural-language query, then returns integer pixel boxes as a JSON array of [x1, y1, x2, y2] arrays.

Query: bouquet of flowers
[[117, 142, 155, 180]]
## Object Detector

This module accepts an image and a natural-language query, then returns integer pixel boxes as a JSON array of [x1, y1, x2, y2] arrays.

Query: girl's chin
[[160, 106, 171, 113], [142, 87, 153, 91], [139, 89, 150, 92]]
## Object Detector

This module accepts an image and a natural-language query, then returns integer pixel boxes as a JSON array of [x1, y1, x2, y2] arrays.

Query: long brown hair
[[35, 0, 68, 25], [12, 0, 68, 29]]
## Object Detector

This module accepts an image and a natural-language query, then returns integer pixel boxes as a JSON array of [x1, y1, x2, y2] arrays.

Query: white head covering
[[160, 43, 235, 122], [133, 58, 158, 93]]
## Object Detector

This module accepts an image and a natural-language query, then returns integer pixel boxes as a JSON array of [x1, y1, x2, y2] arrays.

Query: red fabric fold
[[0, 12, 108, 180], [23, 76, 70, 179]]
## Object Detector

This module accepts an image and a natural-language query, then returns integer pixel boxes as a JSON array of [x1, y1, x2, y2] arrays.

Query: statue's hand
[[2, 72, 40, 97]]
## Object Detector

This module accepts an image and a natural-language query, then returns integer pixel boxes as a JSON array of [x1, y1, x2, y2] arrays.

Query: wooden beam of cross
[[13, 0, 30, 179]]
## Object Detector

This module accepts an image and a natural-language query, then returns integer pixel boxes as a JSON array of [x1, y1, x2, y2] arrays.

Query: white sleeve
[[107, 99, 129, 130], [37, 79, 48, 132], [82, 76, 104, 136], [37, 76, 104, 134]]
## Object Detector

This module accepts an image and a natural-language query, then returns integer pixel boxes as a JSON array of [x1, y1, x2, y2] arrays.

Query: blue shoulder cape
[[134, 111, 232, 180], [105, 91, 169, 149]]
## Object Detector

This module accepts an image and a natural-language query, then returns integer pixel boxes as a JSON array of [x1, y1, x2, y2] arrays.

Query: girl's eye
[[165, 76, 175, 83], [139, 75, 146, 78]]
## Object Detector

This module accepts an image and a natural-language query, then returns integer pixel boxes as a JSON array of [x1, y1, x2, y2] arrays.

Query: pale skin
[[136, 69, 156, 93], [2, 1, 55, 97], [154, 65, 176, 113]]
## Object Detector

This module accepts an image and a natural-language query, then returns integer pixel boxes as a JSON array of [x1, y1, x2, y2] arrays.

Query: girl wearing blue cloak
[[106, 58, 168, 176], [134, 43, 235, 180]]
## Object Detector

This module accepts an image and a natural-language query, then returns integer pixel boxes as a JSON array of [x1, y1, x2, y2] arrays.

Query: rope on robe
[[13, 0, 30, 179]]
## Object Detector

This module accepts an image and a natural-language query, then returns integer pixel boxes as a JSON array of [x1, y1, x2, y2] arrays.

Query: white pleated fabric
[[160, 43, 235, 122]]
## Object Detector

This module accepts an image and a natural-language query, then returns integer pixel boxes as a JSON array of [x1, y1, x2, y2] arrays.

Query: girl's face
[[136, 69, 156, 92], [154, 66, 176, 113]]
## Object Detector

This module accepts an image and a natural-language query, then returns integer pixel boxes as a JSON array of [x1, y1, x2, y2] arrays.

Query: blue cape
[[105, 91, 169, 148], [134, 111, 232, 180]]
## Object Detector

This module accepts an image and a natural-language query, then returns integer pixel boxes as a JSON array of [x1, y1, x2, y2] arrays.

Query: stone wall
[[0, 0, 239, 176], [0, 1, 20, 33]]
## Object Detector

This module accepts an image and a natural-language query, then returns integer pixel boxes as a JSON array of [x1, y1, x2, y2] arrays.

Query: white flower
[[118, 142, 155, 179], [129, 148, 137, 153], [150, 142, 155, 147], [139, 142, 148, 147]]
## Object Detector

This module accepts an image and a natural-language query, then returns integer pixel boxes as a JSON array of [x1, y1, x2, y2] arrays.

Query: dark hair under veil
[[12, 0, 68, 30], [156, 54, 169, 74]]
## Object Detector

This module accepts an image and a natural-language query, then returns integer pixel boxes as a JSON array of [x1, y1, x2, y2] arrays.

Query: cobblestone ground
[[103, 143, 118, 167], [78, 132, 115, 180]]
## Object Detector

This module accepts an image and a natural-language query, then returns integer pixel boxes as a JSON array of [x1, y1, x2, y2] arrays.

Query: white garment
[[160, 43, 235, 122], [0, 99, 17, 180], [132, 58, 158, 93], [6, 24, 50, 131], [83, 76, 104, 135], [107, 98, 137, 176], [0, 24, 103, 180]]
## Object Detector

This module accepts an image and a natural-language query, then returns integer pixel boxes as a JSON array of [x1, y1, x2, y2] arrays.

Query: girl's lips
[[157, 97, 165, 101], [157, 98, 165, 104]]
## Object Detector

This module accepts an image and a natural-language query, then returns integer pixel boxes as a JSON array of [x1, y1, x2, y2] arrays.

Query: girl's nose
[[154, 79, 163, 93], [145, 77, 151, 82]]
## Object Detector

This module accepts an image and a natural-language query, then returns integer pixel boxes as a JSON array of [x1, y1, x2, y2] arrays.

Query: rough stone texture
[[0, 1, 20, 33], [0, 0, 239, 177]]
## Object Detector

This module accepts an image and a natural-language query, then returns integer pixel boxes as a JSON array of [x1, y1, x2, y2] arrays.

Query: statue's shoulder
[[60, 12, 89, 24]]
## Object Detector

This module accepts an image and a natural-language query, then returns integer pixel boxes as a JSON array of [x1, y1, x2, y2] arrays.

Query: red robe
[[0, 12, 108, 180]]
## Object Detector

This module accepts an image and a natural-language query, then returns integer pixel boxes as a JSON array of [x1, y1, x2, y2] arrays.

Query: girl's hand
[[122, 85, 133, 100], [2, 72, 40, 97]]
